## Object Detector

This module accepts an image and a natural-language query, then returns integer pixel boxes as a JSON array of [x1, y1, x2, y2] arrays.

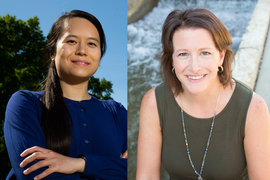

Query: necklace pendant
[[198, 176, 203, 180]]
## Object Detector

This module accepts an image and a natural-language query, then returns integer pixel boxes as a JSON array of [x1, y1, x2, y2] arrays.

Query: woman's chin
[[71, 71, 96, 79], [183, 84, 208, 95], [59, 74, 92, 84]]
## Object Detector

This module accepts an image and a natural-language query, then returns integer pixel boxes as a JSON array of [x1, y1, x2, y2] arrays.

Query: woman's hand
[[120, 150, 128, 159], [20, 146, 85, 180]]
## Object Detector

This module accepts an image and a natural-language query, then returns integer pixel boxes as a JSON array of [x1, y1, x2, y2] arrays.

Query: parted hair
[[160, 8, 234, 96]]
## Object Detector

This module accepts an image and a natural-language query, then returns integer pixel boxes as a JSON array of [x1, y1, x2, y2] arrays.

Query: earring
[[217, 66, 224, 73], [172, 67, 175, 74]]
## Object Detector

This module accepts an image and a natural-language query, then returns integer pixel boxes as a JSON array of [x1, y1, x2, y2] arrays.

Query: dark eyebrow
[[65, 34, 99, 43]]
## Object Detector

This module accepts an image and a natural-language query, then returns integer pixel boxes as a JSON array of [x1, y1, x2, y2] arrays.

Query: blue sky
[[0, 0, 127, 108]]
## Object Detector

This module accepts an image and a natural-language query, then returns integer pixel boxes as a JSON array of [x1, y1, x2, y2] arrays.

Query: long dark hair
[[40, 10, 106, 155]]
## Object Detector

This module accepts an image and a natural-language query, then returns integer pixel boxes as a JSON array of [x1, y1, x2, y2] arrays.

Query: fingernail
[[23, 170, 27, 175], [34, 177, 38, 180]]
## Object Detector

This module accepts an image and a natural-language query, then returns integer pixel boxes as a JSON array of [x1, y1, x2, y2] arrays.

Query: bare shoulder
[[246, 93, 270, 132], [139, 86, 162, 132], [247, 93, 270, 122], [139, 87, 160, 127], [137, 87, 162, 179], [140, 88, 157, 109], [244, 94, 270, 178]]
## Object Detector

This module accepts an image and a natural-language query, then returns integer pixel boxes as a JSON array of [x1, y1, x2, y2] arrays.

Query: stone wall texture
[[128, 0, 159, 24], [233, 0, 270, 89]]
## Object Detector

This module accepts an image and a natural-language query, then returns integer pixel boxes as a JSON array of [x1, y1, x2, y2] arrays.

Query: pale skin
[[19, 17, 127, 180], [136, 28, 270, 179]]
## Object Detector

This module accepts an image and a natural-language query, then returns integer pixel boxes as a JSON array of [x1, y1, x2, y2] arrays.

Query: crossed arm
[[4, 91, 127, 180], [19, 146, 86, 179], [18, 146, 127, 180]]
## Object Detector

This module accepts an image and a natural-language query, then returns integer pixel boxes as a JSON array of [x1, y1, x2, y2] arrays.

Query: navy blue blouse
[[4, 90, 127, 180]]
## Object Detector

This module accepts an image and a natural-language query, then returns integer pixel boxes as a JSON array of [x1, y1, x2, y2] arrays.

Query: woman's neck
[[184, 84, 221, 105], [178, 81, 223, 118], [60, 80, 91, 101]]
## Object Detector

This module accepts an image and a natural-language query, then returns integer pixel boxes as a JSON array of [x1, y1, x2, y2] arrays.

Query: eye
[[201, 51, 210, 55], [88, 42, 97, 46], [178, 52, 188, 57], [67, 40, 76, 44]]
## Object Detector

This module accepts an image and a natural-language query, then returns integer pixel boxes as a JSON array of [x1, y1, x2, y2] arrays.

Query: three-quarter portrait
[[1, 1, 127, 180], [129, 0, 270, 180]]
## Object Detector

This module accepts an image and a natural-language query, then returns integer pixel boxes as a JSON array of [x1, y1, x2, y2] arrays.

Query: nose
[[75, 43, 87, 56], [188, 55, 202, 73]]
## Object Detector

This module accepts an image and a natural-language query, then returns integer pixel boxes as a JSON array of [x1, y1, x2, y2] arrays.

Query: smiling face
[[53, 17, 101, 84], [172, 28, 225, 94]]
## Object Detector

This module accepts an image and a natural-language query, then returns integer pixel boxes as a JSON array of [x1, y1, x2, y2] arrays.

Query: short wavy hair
[[160, 8, 234, 96]]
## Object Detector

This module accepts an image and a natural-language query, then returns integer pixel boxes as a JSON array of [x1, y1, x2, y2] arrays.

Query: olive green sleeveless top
[[155, 80, 253, 180]]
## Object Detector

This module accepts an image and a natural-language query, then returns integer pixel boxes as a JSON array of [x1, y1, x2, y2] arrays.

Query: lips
[[71, 60, 89, 66]]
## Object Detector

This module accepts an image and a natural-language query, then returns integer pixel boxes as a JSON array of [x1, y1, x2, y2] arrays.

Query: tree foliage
[[88, 76, 113, 100], [0, 14, 113, 179], [0, 14, 47, 179]]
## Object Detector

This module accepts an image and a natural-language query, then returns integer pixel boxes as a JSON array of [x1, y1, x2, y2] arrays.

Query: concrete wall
[[232, 0, 270, 89], [128, 0, 159, 24]]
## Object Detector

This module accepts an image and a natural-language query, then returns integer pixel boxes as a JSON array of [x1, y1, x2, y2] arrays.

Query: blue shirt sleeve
[[4, 91, 127, 180], [80, 154, 127, 179], [79, 101, 127, 179], [4, 91, 86, 180]]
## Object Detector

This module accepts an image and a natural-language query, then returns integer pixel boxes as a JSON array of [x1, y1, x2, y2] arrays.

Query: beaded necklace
[[180, 89, 220, 180]]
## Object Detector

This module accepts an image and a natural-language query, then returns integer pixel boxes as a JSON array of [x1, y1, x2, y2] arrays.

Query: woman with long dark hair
[[4, 10, 127, 180], [136, 8, 270, 179]]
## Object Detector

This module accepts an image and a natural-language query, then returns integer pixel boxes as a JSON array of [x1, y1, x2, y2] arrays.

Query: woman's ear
[[219, 49, 226, 66], [50, 52, 55, 61]]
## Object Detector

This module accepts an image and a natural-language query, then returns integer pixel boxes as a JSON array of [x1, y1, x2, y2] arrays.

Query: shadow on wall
[[128, 0, 159, 24]]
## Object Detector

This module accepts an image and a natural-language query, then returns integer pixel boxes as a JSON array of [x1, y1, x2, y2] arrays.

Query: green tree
[[0, 14, 47, 179], [88, 76, 114, 100], [0, 14, 113, 179]]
